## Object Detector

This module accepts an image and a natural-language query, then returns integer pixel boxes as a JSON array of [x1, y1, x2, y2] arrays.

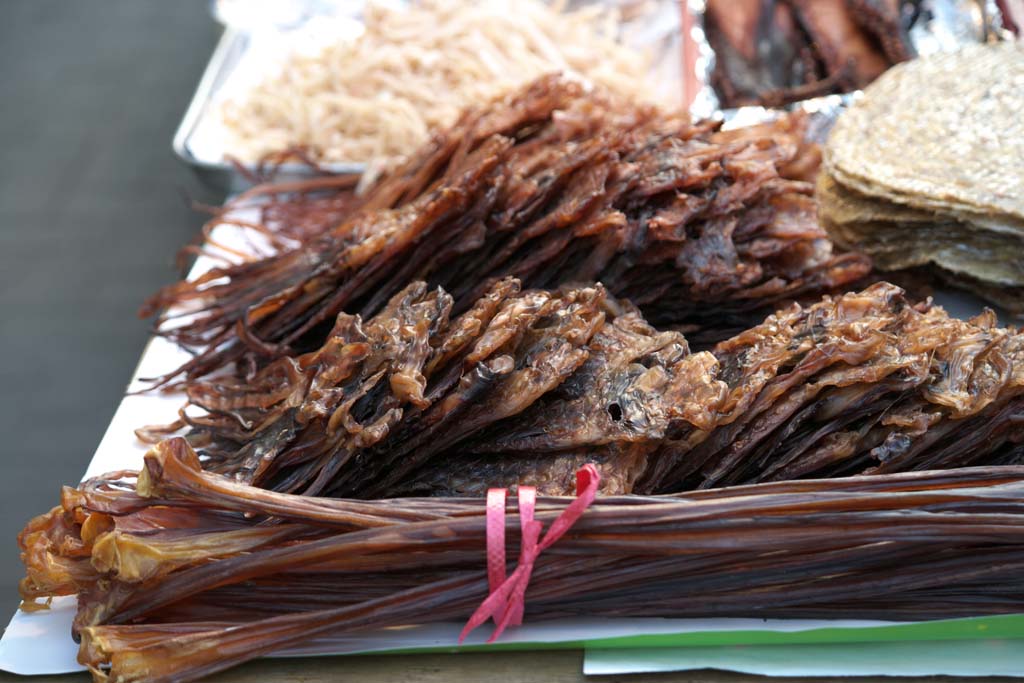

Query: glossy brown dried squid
[[141, 76, 869, 389], [145, 278, 1024, 499]]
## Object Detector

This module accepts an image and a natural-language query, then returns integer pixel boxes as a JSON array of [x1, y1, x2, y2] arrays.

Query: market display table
[[5, 5, 1024, 683], [2, 652, 1018, 683]]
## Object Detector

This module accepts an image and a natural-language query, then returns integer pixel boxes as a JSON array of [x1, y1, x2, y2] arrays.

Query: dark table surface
[[0, 1, 221, 613]]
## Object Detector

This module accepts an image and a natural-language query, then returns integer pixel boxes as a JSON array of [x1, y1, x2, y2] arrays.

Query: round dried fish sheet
[[824, 42, 1024, 223], [817, 173, 1024, 287]]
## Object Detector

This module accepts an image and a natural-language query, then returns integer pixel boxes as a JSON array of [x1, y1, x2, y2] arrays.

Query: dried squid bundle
[[18, 440, 1024, 683], [142, 75, 869, 388], [157, 277, 716, 497], [639, 282, 1024, 492], [154, 280, 1024, 498]]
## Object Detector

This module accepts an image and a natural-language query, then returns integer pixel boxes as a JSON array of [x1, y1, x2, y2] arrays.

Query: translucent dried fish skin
[[637, 283, 1024, 493], [157, 279, 1024, 499]]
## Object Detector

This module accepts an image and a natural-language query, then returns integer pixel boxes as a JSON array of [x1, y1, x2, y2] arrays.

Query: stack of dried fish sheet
[[705, 0, 915, 108], [19, 440, 1024, 683], [151, 278, 1024, 498], [142, 75, 870, 388], [819, 42, 1024, 314]]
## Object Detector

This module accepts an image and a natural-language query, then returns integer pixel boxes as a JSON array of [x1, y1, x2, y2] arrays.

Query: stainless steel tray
[[173, 1, 684, 194], [172, 27, 364, 194]]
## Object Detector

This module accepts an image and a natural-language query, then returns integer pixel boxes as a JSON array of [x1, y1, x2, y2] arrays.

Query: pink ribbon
[[485, 488, 507, 621], [459, 464, 601, 644]]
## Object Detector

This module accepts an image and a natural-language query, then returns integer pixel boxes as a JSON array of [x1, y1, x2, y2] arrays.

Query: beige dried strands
[[220, 0, 655, 165]]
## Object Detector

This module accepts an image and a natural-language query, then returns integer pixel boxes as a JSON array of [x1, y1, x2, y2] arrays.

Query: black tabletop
[[0, 1, 221, 611]]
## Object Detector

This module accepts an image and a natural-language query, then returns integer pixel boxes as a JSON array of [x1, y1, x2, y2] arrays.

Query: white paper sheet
[[584, 640, 1024, 677], [0, 219, 1014, 676], [0, 588, 916, 676]]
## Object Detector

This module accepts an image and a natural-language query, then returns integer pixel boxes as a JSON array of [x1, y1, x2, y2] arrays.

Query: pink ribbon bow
[[459, 464, 601, 643]]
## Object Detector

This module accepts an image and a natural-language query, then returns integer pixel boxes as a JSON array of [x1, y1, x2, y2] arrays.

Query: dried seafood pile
[[706, 0, 914, 108], [641, 281, 1024, 491], [150, 280, 1024, 498], [143, 76, 870, 387], [156, 278, 697, 498], [18, 59, 1024, 683], [819, 42, 1024, 314], [20, 439, 1024, 683]]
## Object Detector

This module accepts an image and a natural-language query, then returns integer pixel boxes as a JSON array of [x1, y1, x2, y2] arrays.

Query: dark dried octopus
[[706, 0, 917, 108], [141, 76, 870, 389]]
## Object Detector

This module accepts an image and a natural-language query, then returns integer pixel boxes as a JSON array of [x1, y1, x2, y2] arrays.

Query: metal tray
[[173, 1, 684, 194], [172, 27, 365, 194]]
